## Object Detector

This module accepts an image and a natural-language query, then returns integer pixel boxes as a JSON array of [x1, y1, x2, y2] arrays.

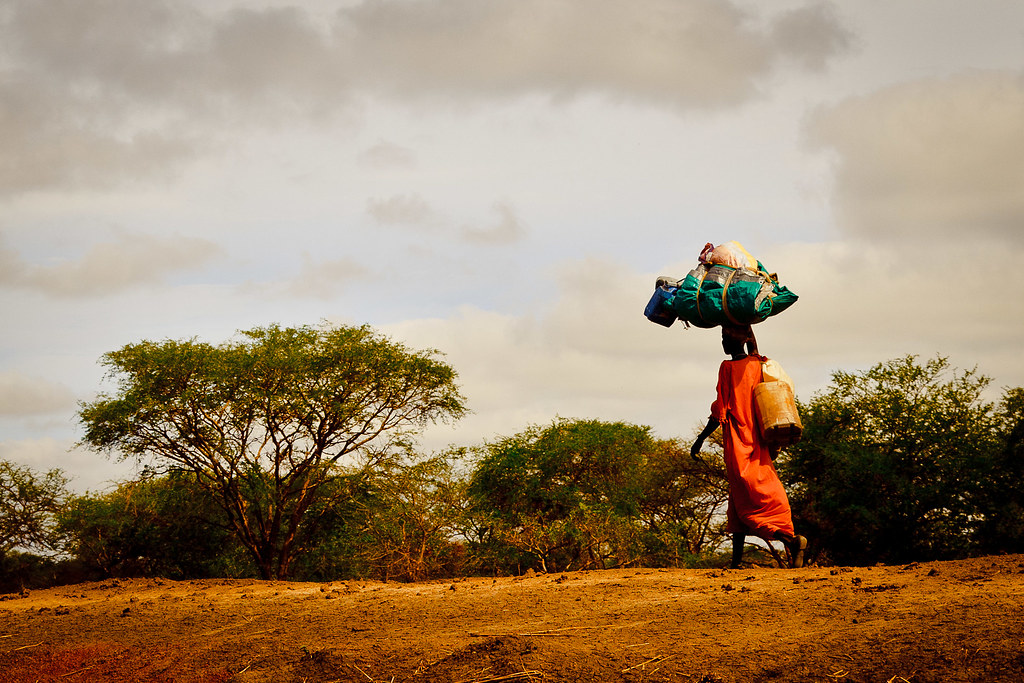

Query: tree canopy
[[971, 387, 1024, 555], [58, 472, 244, 579], [8, 343, 1014, 588], [466, 418, 722, 573], [0, 460, 67, 555], [780, 355, 1021, 565], [77, 323, 466, 579]]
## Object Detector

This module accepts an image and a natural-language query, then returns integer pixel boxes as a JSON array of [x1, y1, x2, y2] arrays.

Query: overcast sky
[[2, 0, 1023, 492]]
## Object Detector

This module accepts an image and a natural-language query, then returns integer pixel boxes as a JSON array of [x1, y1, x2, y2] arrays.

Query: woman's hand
[[690, 439, 705, 461]]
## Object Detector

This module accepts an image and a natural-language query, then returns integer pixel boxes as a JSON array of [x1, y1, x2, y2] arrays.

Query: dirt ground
[[2, 554, 1023, 683]]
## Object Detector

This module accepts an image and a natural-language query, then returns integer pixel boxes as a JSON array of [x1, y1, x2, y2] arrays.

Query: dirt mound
[[2, 555, 1023, 682]]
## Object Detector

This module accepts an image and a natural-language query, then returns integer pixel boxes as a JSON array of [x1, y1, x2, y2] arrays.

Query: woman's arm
[[690, 416, 721, 461]]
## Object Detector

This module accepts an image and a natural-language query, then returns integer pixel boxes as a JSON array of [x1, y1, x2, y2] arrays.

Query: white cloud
[[357, 140, 417, 170], [367, 194, 441, 227], [769, 4, 854, 72], [0, 372, 77, 417], [461, 203, 527, 245], [368, 197, 528, 247], [745, 240, 1024, 400], [0, 0, 850, 193], [0, 437, 136, 493], [806, 70, 1024, 245], [0, 0, 348, 194], [342, 0, 850, 106], [0, 97, 197, 194], [281, 254, 371, 299], [386, 257, 728, 449], [0, 232, 224, 297], [394, 242, 1024, 453]]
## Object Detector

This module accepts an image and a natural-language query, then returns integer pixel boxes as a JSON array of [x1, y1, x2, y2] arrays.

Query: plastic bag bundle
[[643, 241, 798, 329], [703, 241, 758, 270]]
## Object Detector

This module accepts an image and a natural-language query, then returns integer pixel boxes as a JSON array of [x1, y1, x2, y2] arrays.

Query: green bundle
[[666, 261, 798, 328]]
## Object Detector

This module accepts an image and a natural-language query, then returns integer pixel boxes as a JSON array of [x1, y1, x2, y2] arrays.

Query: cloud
[[0, 373, 77, 417], [367, 194, 441, 227], [4, 0, 348, 110], [806, 70, 1024, 245], [281, 254, 371, 299], [0, 89, 197, 194], [740, 241, 1024, 400], [385, 257, 728, 449], [0, 0, 348, 194], [390, 241, 1024, 453], [0, 232, 224, 297], [770, 4, 854, 71], [341, 0, 850, 106], [461, 203, 527, 245], [369, 197, 528, 246], [0, 0, 851, 194], [0, 438, 71, 474], [357, 141, 418, 170], [0, 437, 135, 492]]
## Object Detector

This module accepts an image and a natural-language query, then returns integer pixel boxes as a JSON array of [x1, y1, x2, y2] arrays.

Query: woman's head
[[721, 324, 757, 357]]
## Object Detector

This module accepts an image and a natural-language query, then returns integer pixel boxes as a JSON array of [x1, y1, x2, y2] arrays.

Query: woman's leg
[[730, 532, 746, 569], [773, 530, 807, 568]]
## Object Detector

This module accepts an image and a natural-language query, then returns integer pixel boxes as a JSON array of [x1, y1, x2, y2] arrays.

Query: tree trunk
[[275, 550, 292, 580]]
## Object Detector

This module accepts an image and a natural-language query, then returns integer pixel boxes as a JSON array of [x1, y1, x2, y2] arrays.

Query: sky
[[2, 0, 1023, 492]]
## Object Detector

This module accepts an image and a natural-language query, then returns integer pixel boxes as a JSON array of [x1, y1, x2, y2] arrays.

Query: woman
[[690, 324, 807, 569]]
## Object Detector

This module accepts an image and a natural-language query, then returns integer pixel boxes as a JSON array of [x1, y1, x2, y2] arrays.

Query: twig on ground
[[352, 661, 375, 681], [60, 663, 99, 678], [414, 651, 455, 675], [469, 632, 574, 638], [200, 620, 254, 636], [246, 628, 279, 637], [765, 543, 786, 568], [458, 671, 543, 683], [457, 665, 493, 681], [470, 621, 650, 638], [11, 641, 43, 651], [621, 654, 674, 673]]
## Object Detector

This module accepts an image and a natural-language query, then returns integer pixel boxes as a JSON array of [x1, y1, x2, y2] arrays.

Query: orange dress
[[710, 355, 795, 540]]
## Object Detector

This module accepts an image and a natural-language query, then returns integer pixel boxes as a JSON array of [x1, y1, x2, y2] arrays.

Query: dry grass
[[0, 643, 233, 683]]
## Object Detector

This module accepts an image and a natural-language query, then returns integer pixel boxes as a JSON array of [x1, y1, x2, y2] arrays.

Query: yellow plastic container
[[753, 380, 803, 446]]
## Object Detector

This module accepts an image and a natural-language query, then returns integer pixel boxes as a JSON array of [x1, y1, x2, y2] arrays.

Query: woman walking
[[691, 324, 807, 569]]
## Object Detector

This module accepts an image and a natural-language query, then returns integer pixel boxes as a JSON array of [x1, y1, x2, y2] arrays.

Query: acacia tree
[[780, 355, 1003, 565], [641, 434, 730, 562], [58, 472, 245, 579], [77, 323, 466, 579], [357, 452, 469, 582], [467, 419, 718, 573], [0, 460, 68, 555], [971, 387, 1024, 553]]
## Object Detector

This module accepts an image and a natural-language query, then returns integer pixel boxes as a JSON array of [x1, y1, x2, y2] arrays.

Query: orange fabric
[[710, 355, 795, 540]]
